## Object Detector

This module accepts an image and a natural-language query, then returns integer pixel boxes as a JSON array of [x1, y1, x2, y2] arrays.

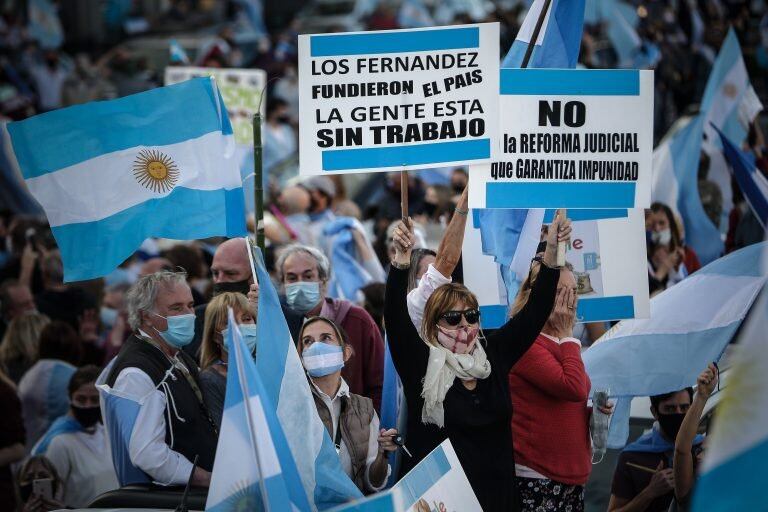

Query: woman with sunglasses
[[384, 207, 571, 512]]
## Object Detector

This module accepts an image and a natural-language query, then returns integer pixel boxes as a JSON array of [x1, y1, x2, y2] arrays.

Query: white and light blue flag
[[692, 283, 768, 511], [584, 0, 640, 67], [250, 245, 363, 509], [7, 77, 247, 282], [502, 0, 585, 68], [206, 310, 309, 511], [716, 127, 768, 229], [583, 242, 768, 447], [169, 39, 190, 64]]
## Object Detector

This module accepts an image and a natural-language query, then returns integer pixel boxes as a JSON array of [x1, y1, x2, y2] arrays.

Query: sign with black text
[[299, 24, 500, 175], [469, 69, 653, 209]]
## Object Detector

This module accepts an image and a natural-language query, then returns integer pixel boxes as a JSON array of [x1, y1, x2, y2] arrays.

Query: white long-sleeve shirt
[[406, 263, 452, 334]]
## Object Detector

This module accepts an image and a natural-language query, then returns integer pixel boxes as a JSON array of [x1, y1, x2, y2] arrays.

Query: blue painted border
[[322, 139, 490, 171], [577, 296, 635, 321], [500, 69, 640, 96], [396, 447, 451, 510], [542, 209, 628, 222], [480, 305, 508, 329], [310, 27, 479, 57], [486, 182, 636, 208]]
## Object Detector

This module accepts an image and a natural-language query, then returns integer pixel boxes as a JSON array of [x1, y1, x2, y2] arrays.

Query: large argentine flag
[[692, 284, 768, 511], [206, 310, 309, 511], [250, 246, 363, 509], [583, 242, 768, 447], [502, 0, 586, 68], [7, 77, 246, 282], [717, 128, 768, 229]]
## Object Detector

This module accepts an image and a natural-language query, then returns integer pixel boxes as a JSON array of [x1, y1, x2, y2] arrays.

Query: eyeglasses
[[439, 309, 480, 326]]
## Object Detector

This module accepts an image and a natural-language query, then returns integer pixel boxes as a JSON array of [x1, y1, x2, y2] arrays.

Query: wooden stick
[[625, 462, 657, 474], [521, 0, 553, 69], [400, 170, 409, 222], [557, 208, 567, 267]]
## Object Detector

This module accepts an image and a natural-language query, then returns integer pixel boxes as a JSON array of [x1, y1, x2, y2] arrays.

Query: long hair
[[650, 202, 682, 250], [510, 261, 572, 318], [200, 292, 252, 370], [420, 283, 479, 346], [407, 248, 436, 292], [0, 312, 49, 370]]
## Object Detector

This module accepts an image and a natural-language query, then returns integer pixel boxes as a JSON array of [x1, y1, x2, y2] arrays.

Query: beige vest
[[313, 392, 374, 491]]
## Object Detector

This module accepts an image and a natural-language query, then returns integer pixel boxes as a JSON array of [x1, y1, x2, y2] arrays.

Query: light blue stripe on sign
[[500, 69, 640, 96], [577, 296, 634, 322], [310, 27, 479, 57], [8, 78, 224, 179], [543, 209, 628, 222], [323, 139, 490, 171], [480, 305, 508, 329], [486, 182, 636, 208], [54, 187, 246, 282], [397, 446, 451, 510]]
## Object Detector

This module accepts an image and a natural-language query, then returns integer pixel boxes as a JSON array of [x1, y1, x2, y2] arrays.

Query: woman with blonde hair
[[199, 289, 258, 430], [297, 316, 397, 493], [384, 210, 571, 511], [0, 312, 49, 383]]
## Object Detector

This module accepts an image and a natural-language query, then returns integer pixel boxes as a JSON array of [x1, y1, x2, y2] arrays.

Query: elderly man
[[278, 244, 384, 411], [105, 271, 217, 487]]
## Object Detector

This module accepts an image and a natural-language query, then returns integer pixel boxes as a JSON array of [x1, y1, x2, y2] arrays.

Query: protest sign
[[464, 209, 650, 328], [298, 23, 500, 175], [468, 68, 654, 209], [164, 66, 267, 146]]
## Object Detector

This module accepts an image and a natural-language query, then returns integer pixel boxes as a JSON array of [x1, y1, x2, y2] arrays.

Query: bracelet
[[455, 207, 468, 216], [392, 260, 410, 270]]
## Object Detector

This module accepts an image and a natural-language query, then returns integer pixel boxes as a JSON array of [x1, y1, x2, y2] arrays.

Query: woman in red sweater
[[508, 261, 612, 511]]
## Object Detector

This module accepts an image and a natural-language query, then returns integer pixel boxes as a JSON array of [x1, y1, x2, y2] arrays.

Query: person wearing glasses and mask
[[32, 366, 118, 508], [298, 316, 397, 493], [385, 201, 571, 512]]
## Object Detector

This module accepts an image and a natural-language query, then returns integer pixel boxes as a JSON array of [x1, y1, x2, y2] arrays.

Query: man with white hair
[[104, 271, 217, 487], [277, 244, 384, 411]]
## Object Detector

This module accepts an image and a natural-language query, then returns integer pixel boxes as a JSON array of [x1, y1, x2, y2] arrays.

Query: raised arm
[[674, 364, 717, 502], [434, 186, 468, 277]]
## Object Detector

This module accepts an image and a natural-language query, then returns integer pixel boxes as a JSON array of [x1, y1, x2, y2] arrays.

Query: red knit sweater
[[509, 334, 592, 485]]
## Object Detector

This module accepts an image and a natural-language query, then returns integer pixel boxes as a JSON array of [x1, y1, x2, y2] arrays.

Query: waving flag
[[717, 128, 768, 229], [7, 77, 246, 282], [502, 0, 586, 68], [169, 39, 190, 64], [250, 246, 363, 509], [584, 0, 640, 67], [584, 242, 768, 447], [693, 285, 768, 511], [206, 310, 309, 511]]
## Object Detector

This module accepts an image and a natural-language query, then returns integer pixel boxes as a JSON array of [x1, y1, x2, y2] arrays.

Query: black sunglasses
[[440, 309, 481, 326]]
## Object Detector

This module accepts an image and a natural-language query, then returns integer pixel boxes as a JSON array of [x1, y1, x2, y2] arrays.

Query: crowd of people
[[0, 0, 766, 511]]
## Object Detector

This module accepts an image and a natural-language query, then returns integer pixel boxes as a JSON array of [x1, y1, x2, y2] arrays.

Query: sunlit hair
[[420, 283, 479, 346], [296, 316, 352, 357], [200, 292, 252, 370], [0, 312, 49, 371], [126, 270, 188, 330], [510, 260, 573, 318], [408, 248, 436, 293]]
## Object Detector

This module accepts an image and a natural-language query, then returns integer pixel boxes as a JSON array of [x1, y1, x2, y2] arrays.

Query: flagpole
[[521, 0, 553, 69], [400, 170, 409, 222], [253, 114, 265, 251]]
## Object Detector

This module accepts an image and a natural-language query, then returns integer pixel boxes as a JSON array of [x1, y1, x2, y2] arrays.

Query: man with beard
[[608, 388, 702, 512]]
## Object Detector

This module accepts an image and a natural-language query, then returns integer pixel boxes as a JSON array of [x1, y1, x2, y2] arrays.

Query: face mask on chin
[[657, 411, 687, 441], [436, 325, 479, 354], [72, 404, 102, 428], [651, 228, 672, 246]]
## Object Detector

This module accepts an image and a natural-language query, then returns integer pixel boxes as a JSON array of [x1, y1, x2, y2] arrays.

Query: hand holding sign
[[543, 209, 571, 268]]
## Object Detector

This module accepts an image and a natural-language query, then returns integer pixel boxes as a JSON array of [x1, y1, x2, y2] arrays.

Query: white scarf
[[420, 341, 492, 427]]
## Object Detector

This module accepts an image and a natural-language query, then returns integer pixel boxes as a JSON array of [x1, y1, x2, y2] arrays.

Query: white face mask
[[651, 228, 672, 245]]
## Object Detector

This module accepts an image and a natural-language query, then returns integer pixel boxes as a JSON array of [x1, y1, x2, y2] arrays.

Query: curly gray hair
[[275, 244, 330, 283], [126, 271, 188, 331]]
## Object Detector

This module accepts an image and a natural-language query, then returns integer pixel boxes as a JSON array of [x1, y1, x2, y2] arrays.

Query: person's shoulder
[[343, 302, 379, 326], [618, 448, 664, 466]]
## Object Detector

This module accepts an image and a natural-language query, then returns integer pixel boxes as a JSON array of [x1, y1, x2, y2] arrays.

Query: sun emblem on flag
[[133, 149, 180, 193]]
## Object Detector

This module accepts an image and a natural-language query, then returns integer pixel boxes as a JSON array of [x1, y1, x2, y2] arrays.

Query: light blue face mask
[[302, 341, 344, 378], [222, 323, 258, 354], [153, 312, 195, 348], [285, 281, 321, 314], [100, 306, 118, 328]]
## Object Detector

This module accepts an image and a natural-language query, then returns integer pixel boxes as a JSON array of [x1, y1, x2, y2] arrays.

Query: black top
[[383, 264, 559, 512], [106, 335, 218, 475], [199, 367, 226, 431]]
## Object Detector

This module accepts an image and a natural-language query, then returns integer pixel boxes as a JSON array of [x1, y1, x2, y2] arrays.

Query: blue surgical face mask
[[100, 306, 118, 328], [302, 341, 344, 378], [285, 281, 321, 314], [153, 312, 195, 348], [222, 323, 257, 354]]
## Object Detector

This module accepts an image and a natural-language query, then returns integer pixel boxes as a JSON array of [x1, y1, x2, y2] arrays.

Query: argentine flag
[[583, 242, 768, 447], [207, 310, 309, 511], [716, 128, 768, 229], [250, 246, 363, 509], [7, 77, 246, 282]]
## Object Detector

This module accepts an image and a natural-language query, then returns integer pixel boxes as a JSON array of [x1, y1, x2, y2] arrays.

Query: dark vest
[[313, 390, 374, 492], [107, 335, 218, 473]]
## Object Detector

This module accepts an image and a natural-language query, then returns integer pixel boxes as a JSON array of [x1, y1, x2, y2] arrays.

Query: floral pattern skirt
[[517, 477, 585, 512]]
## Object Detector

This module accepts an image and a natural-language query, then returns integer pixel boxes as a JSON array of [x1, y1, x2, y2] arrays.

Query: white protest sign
[[463, 209, 650, 329], [469, 68, 654, 209], [391, 440, 481, 512], [298, 23, 500, 175], [164, 66, 267, 145]]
